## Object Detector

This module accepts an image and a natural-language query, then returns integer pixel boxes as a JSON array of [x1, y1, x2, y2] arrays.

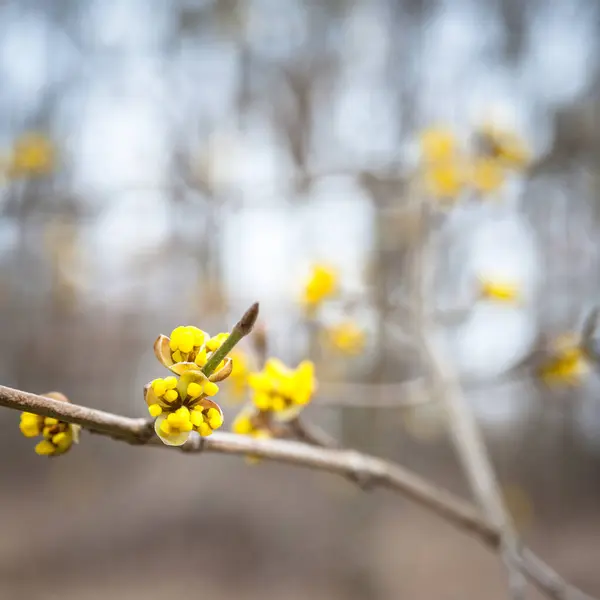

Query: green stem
[[202, 302, 259, 377]]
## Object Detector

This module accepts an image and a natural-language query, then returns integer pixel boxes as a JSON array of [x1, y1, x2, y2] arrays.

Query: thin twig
[[0, 384, 594, 600], [414, 200, 527, 598]]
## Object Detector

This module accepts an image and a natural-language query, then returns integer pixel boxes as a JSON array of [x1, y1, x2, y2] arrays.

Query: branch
[[0, 383, 595, 600]]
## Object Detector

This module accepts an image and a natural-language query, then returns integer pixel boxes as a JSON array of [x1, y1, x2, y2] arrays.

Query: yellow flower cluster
[[19, 392, 79, 456], [4, 133, 55, 178], [302, 264, 338, 311], [419, 124, 529, 202], [148, 325, 232, 445], [248, 358, 316, 420], [538, 335, 589, 387], [326, 321, 366, 355]]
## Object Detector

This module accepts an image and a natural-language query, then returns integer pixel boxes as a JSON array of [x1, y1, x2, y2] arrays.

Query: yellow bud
[[35, 440, 56, 456], [194, 348, 207, 367], [179, 331, 194, 353], [203, 381, 219, 397], [148, 404, 163, 418], [190, 327, 205, 347], [159, 420, 172, 436], [207, 408, 223, 430], [152, 379, 167, 397], [19, 422, 40, 438], [164, 377, 177, 390], [52, 432, 67, 446], [191, 410, 204, 427], [187, 382, 202, 398], [172, 350, 183, 363], [44, 417, 59, 426], [198, 422, 213, 437], [164, 389, 178, 403], [176, 406, 191, 421]]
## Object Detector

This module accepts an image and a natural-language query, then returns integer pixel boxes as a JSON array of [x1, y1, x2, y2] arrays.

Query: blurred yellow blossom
[[231, 405, 273, 464], [470, 157, 505, 195], [420, 128, 456, 163], [478, 277, 520, 304], [8, 133, 55, 177], [326, 321, 366, 355], [478, 124, 530, 170], [144, 371, 224, 446], [423, 160, 466, 200], [538, 334, 589, 387], [302, 264, 338, 310], [226, 349, 251, 400], [248, 358, 316, 421], [19, 392, 79, 456]]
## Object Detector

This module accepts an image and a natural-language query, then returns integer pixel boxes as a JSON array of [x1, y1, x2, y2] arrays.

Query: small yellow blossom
[[423, 161, 466, 200], [248, 358, 316, 421], [470, 157, 505, 195], [145, 371, 225, 446], [154, 325, 231, 379], [478, 124, 530, 170], [326, 321, 366, 355], [225, 349, 251, 400], [8, 133, 55, 177], [419, 128, 456, 163], [19, 392, 79, 456], [302, 264, 338, 310], [231, 405, 273, 464], [538, 334, 589, 387], [478, 277, 520, 304]]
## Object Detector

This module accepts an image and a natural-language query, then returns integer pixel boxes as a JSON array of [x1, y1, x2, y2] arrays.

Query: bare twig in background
[[0, 384, 595, 600], [414, 201, 528, 598]]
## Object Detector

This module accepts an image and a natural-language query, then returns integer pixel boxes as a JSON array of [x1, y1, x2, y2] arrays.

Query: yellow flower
[[478, 124, 530, 170], [538, 334, 589, 387], [19, 392, 80, 456], [154, 325, 232, 378], [327, 321, 365, 355], [470, 157, 505, 195], [302, 264, 338, 310], [423, 160, 466, 200], [225, 349, 251, 400], [145, 371, 225, 446], [231, 405, 273, 464], [8, 133, 55, 177], [478, 277, 520, 304], [419, 128, 456, 163], [248, 358, 316, 421]]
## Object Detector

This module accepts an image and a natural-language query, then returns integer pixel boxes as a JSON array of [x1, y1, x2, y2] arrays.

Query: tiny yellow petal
[[160, 420, 172, 435], [187, 382, 202, 398], [172, 350, 183, 363], [253, 392, 272, 411], [198, 422, 213, 437], [148, 404, 163, 418], [35, 440, 56, 456], [52, 432, 67, 446], [44, 417, 59, 426], [194, 349, 207, 367], [203, 381, 219, 397], [164, 389, 178, 402], [164, 376, 177, 389], [207, 408, 223, 430], [151, 379, 167, 397], [191, 410, 204, 427]]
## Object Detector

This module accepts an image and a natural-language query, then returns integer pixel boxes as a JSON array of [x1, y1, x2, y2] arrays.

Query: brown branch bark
[[0, 383, 595, 600]]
